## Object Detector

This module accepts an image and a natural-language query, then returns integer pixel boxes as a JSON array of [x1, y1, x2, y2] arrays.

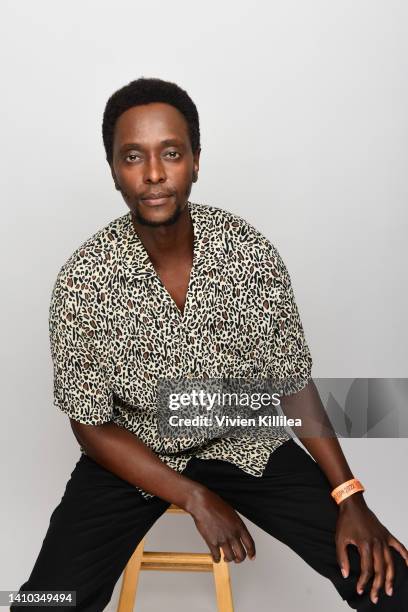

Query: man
[[13, 77, 408, 611]]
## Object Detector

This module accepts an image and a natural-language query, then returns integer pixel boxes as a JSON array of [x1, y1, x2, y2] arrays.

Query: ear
[[110, 164, 120, 191], [193, 147, 201, 181]]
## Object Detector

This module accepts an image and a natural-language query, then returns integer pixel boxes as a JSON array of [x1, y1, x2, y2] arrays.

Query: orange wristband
[[331, 478, 365, 505]]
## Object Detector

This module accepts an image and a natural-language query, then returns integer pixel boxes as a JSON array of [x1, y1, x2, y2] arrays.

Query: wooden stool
[[117, 503, 234, 611]]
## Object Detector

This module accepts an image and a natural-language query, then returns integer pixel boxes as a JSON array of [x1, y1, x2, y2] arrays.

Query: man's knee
[[340, 546, 408, 610]]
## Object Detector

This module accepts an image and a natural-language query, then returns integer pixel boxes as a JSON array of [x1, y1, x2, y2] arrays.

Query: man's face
[[111, 102, 200, 227]]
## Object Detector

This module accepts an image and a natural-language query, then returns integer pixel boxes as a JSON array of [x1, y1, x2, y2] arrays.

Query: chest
[[99, 263, 275, 405], [153, 261, 192, 316]]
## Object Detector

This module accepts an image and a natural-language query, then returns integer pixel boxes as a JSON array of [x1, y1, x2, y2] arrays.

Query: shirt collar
[[117, 200, 228, 282]]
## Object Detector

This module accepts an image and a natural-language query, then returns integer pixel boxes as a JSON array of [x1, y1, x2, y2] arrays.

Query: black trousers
[[12, 439, 408, 611]]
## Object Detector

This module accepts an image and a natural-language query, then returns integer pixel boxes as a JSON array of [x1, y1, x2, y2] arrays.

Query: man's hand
[[335, 493, 408, 605], [280, 383, 408, 605], [185, 486, 256, 564]]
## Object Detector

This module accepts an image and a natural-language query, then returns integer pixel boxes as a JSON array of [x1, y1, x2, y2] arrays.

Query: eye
[[165, 151, 181, 159], [125, 153, 140, 162], [124, 150, 181, 163]]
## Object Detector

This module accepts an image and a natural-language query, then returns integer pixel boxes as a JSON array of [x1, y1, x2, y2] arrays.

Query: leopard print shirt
[[49, 201, 313, 500]]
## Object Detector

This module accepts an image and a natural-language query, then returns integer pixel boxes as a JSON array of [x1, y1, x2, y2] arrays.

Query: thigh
[[12, 454, 170, 611], [187, 440, 408, 610], [185, 439, 339, 570]]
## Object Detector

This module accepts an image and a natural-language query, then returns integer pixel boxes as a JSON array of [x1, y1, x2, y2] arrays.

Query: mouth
[[141, 194, 174, 207]]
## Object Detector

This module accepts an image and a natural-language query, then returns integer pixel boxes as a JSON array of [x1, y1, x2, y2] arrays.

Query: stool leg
[[212, 556, 234, 612], [117, 537, 146, 612]]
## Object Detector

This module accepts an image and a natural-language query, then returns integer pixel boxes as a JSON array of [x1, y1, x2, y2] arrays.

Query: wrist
[[338, 490, 367, 512], [331, 477, 365, 505], [179, 482, 210, 515]]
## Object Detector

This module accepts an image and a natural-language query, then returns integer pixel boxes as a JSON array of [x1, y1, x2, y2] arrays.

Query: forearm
[[298, 434, 354, 489], [280, 380, 367, 508], [70, 420, 207, 511]]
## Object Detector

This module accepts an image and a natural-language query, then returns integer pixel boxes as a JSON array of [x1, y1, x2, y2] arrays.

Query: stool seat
[[117, 504, 234, 611]]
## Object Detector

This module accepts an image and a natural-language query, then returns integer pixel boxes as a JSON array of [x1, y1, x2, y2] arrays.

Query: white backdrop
[[1, 1, 407, 610]]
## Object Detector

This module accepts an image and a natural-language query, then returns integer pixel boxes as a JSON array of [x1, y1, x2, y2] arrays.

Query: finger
[[356, 542, 374, 595], [239, 526, 256, 560], [230, 537, 247, 563], [370, 539, 385, 605], [336, 540, 350, 578], [388, 535, 408, 565], [220, 540, 236, 563], [209, 543, 221, 564], [383, 543, 395, 597]]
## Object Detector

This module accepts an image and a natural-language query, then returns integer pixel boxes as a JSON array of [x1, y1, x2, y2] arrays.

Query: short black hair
[[102, 77, 200, 165]]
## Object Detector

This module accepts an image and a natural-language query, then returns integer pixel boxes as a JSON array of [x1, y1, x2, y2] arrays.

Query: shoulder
[[192, 201, 288, 277], [49, 212, 129, 311], [55, 212, 129, 279]]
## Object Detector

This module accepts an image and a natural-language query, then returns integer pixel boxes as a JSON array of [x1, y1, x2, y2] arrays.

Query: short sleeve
[[48, 269, 113, 425], [266, 245, 313, 395]]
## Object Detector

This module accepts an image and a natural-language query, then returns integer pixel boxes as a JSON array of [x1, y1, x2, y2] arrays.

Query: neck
[[130, 204, 194, 268]]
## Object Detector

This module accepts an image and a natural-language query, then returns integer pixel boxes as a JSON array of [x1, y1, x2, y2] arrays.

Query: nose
[[143, 154, 166, 184]]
